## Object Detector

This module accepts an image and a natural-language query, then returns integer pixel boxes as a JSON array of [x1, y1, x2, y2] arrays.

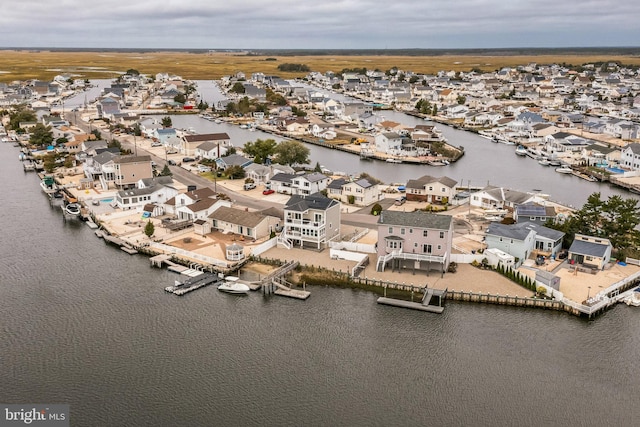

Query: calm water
[[1, 141, 639, 426]]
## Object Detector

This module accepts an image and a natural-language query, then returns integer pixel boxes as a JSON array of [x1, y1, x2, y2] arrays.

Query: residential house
[[405, 175, 457, 204], [215, 154, 252, 170], [620, 143, 640, 170], [114, 176, 181, 211], [327, 178, 380, 206], [485, 221, 564, 264], [567, 234, 613, 270], [164, 187, 230, 221], [375, 210, 453, 274], [513, 202, 557, 225], [244, 164, 272, 185], [209, 206, 280, 241], [183, 132, 231, 157], [470, 186, 538, 210], [113, 155, 153, 189], [280, 193, 341, 250]]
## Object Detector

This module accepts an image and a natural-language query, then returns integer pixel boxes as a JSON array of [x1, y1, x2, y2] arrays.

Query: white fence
[[250, 238, 277, 257], [451, 253, 485, 264], [329, 249, 368, 263], [626, 257, 640, 266], [328, 241, 376, 253]]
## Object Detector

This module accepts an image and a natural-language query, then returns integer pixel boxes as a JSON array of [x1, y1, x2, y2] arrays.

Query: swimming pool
[[101, 198, 114, 203], [606, 167, 625, 174]]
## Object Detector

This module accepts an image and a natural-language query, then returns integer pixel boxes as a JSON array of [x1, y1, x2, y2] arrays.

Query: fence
[[250, 237, 277, 257], [450, 253, 485, 264], [328, 241, 376, 253]]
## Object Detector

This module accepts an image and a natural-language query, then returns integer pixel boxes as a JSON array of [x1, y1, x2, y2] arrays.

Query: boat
[[385, 158, 403, 163], [548, 159, 562, 167], [555, 165, 573, 174], [217, 276, 250, 294], [428, 159, 449, 166], [624, 288, 640, 306], [538, 158, 550, 166], [40, 175, 58, 194], [515, 145, 527, 156], [64, 203, 81, 216]]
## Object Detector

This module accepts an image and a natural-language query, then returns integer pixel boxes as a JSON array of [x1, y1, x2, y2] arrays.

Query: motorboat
[[217, 276, 250, 294], [514, 145, 527, 156], [385, 158, 403, 163], [624, 288, 640, 307], [538, 158, 550, 166], [64, 203, 81, 216], [555, 165, 573, 174]]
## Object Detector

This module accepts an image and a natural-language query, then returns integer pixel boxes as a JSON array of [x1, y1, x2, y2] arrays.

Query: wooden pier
[[164, 273, 223, 296], [377, 286, 446, 313], [446, 290, 564, 310]]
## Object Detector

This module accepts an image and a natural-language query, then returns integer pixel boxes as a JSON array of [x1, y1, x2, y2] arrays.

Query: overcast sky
[[1, 1, 639, 49]]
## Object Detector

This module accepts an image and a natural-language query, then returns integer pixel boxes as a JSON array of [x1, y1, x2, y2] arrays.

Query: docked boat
[[385, 158, 403, 163], [548, 159, 562, 167], [514, 145, 527, 156], [217, 277, 250, 294], [555, 165, 573, 174], [428, 159, 450, 166], [624, 288, 640, 306], [64, 202, 81, 216], [538, 158, 550, 166], [40, 175, 58, 194]]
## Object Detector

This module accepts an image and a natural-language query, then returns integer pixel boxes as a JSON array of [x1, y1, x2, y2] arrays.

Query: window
[[437, 245, 441, 250], [409, 229, 413, 234], [401, 228, 405, 235], [423, 230, 428, 237], [389, 227, 393, 233], [423, 244, 432, 253], [439, 231, 444, 238]]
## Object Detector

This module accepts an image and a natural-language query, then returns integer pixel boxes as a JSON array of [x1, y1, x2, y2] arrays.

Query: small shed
[[193, 219, 211, 236], [226, 243, 245, 261], [535, 270, 560, 291]]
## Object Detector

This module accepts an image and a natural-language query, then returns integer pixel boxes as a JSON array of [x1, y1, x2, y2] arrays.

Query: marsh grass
[[3, 50, 640, 82]]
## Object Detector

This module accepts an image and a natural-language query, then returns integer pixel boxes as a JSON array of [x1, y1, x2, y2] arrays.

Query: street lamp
[[587, 286, 591, 300]]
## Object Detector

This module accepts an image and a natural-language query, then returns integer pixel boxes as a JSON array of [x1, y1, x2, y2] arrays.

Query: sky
[[1, 1, 639, 49]]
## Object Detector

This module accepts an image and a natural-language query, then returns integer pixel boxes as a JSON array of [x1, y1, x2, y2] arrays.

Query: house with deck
[[567, 234, 612, 270], [327, 178, 380, 206], [209, 206, 281, 241], [279, 193, 341, 250], [376, 211, 453, 274], [485, 221, 564, 264]]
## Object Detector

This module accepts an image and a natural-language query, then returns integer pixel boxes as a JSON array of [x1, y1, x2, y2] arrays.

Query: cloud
[[0, 0, 639, 48]]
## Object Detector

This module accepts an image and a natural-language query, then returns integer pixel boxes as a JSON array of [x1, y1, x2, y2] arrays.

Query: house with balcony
[[405, 175, 457, 204], [270, 172, 329, 196], [113, 155, 153, 189], [567, 234, 612, 270], [470, 186, 539, 210], [376, 211, 453, 274], [209, 206, 281, 241], [485, 221, 564, 264], [279, 193, 341, 250]]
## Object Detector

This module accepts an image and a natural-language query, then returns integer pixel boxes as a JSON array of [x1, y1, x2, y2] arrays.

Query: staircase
[[277, 230, 292, 249]]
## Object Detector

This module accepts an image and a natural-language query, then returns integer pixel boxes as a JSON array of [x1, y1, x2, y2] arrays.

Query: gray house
[[485, 221, 564, 265], [568, 234, 613, 270]]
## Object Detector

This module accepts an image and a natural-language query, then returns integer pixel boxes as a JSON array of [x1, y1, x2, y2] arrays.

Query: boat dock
[[165, 273, 223, 296], [376, 287, 446, 313], [259, 261, 310, 299], [102, 234, 138, 255]]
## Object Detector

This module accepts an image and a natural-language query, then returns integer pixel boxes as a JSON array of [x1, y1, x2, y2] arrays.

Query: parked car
[[197, 165, 212, 173], [150, 142, 162, 147], [263, 189, 275, 195], [182, 157, 195, 163], [243, 182, 256, 190], [394, 196, 406, 206], [167, 160, 177, 166]]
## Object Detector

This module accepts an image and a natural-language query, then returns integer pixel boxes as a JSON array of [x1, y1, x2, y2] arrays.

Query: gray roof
[[209, 206, 269, 228], [327, 178, 347, 190], [114, 155, 151, 164], [624, 143, 640, 155], [487, 221, 564, 241], [406, 175, 457, 190], [516, 203, 556, 218], [285, 193, 339, 212], [302, 172, 328, 183], [184, 133, 230, 142], [569, 239, 610, 257], [378, 211, 452, 230], [270, 173, 296, 183]]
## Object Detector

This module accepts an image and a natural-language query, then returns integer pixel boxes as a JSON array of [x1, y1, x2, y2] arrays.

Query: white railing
[[349, 228, 369, 242], [277, 230, 291, 249], [594, 270, 640, 300], [626, 257, 640, 266]]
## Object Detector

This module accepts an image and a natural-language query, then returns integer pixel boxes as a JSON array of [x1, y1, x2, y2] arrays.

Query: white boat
[[385, 158, 403, 163], [555, 166, 573, 174], [624, 288, 640, 306], [64, 203, 81, 216], [538, 158, 550, 166], [217, 276, 250, 295], [515, 146, 527, 156]]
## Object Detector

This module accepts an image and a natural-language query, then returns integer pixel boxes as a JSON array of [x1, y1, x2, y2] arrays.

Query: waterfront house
[[513, 202, 557, 225], [485, 221, 564, 264], [209, 206, 280, 241], [279, 193, 341, 250], [620, 143, 640, 170], [113, 155, 153, 189], [375, 210, 453, 274], [81, 140, 109, 157], [327, 178, 380, 206], [470, 186, 538, 210], [164, 187, 231, 221], [375, 132, 404, 154], [244, 164, 272, 185], [544, 132, 590, 153], [183, 132, 231, 157], [567, 234, 612, 270], [195, 140, 227, 160], [115, 176, 180, 211], [405, 175, 457, 204]]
